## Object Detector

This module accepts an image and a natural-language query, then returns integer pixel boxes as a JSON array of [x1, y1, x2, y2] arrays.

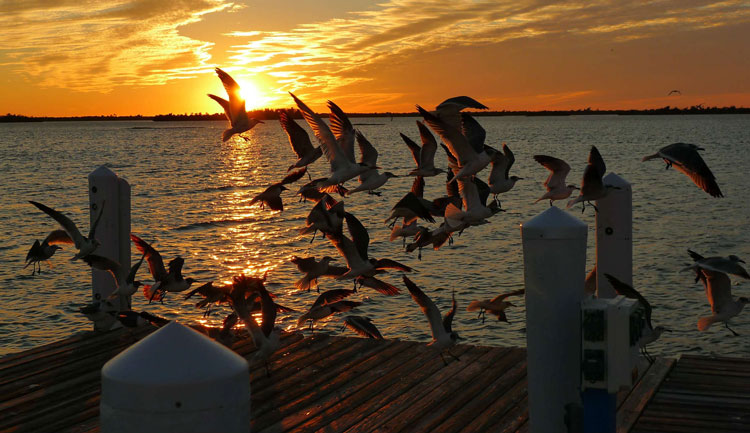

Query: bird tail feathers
[[697, 315, 717, 331], [466, 301, 482, 312]]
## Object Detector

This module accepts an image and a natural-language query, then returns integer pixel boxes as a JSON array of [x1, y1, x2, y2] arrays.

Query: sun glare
[[237, 79, 267, 110]]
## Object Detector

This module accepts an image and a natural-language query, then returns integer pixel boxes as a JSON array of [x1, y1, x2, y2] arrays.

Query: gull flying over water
[[488, 143, 522, 203], [208, 68, 262, 142], [401, 121, 444, 177], [184, 281, 231, 317], [467, 289, 525, 324], [567, 146, 615, 213], [641, 142, 723, 198], [299, 195, 345, 242], [290, 255, 337, 292], [279, 110, 323, 173], [29, 200, 104, 261], [24, 229, 71, 275], [130, 234, 196, 303], [684, 249, 750, 280], [297, 288, 359, 331], [82, 252, 146, 308], [687, 255, 749, 336], [403, 276, 460, 366], [342, 315, 384, 339], [604, 273, 670, 362], [533, 155, 578, 206], [248, 167, 308, 212], [346, 131, 398, 195]]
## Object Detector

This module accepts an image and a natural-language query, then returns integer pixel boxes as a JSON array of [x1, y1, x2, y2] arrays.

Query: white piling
[[88, 166, 131, 313], [100, 322, 251, 433], [521, 206, 587, 433], [595, 173, 632, 298]]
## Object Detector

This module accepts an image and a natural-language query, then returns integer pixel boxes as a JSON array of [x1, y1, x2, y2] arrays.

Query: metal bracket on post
[[88, 166, 131, 321], [521, 206, 588, 433], [595, 173, 632, 298]]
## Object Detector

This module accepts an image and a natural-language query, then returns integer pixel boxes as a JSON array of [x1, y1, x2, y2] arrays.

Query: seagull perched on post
[[24, 229, 72, 275], [29, 200, 104, 261], [279, 110, 322, 173], [533, 155, 578, 206], [641, 143, 723, 198], [130, 234, 196, 303], [603, 274, 670, 362], [403, 276, 461, 366], [208, 67, 262, 142], [467, 289, 525, 324], [567, 146, 615, 213]]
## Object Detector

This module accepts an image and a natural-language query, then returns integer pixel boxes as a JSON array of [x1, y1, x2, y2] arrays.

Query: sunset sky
[[1, 0, 748, 116]]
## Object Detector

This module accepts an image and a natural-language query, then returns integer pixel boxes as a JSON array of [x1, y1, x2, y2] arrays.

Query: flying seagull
[[567, 146, 615, 213], [82, 252, 146, 308], [248, 167, 308, 211], [29, 200, 104, 261], [694, 266, 748, 336], [533, 155, 578, 206], [208, 67, 262, 141], [342, 315, 384, 339], [24, 229, 72, 275], [279, 110, 323, 173], [130, 234, 196, 303], [346, 131, 398, 195], [684, 249, 750, 280], [488, 143, 522, 203], [401, 121, 444, 177], [642, 143, 722, 198], [467, 289, 525, 324]]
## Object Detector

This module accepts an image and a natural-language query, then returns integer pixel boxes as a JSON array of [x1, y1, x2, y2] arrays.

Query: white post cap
[[522, 206, 588, 240]]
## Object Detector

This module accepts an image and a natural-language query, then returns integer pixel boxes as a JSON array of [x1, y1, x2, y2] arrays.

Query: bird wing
[[355, 131, 379, 166], [126, 253, 146, 285], [580, 162, 604, 197], [474, 177, 491, 207], [411, 176, 425, 198], [702, 269, 732, 314], [356, 276, 401, 295], [312, 288, 355, 308], [43, 229, 74, 245], [659, 143, 722, 197], [214, 68, 247, 125], [436, 96, 489, 112], [403, 276, 444, 340], [291, 255, 318, 273], [416, 121, 438, 170], [258, 287, 277, 338], [588, 146, 606, 178], [442, 292, 457, 334], [88, 201, 105, 240], [130, 234, 167, 281], [458, 178, 482, 212], [534, 155, 570, 191], [81, 254, 123, 284], [280, 167, 307, 185], [327, 100, 356, 163], [207, 94, 232, 122], [290, 93, 347, 172], [344, 212, 370, 261], [29, 201, 85, 248], [373, 258, 412, 272], [502, 144, 515, 178], [343, 315, 384, 339], [491, 288, 525, 302], [400, 132, 422, 167], [326, 233, 369, 272], [603, 273, 653, 329], [167, 256, 185, 279], [393, 192, 436, 223], [489, 152, 509, 186], [460, 113, 486, 154], [417, 106, 476, 167], [322, 265, 349, 278], [279, 111, 315, 158]]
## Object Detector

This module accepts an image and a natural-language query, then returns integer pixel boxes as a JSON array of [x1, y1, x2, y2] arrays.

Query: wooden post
[[88, 166, 131, 314], [100, 322, 251, 433], [521, 206, 587, 433], [595, 173, 632, 298]]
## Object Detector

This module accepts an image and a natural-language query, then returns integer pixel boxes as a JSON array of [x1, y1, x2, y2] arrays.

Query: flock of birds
[[23, 67, 747, 373]]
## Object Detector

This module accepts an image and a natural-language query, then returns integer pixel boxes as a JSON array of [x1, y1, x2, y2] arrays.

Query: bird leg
[[549, 200, 553, 207], [481, 310, 486, 324], [402, 237, 406, 248], [306, 171, 312, 181], [664, 161, 672, 170], [725, 322, 740, 336], [418, 248, 422, 260], [309, 230, 317, 244]]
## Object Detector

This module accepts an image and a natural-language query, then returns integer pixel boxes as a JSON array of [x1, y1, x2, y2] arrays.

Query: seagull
[[342, 315, 384, 339], [641, 143, 723, 198], [433, 96, 489, 131], [417, 106, 493, 184], [184, 281, 231, 317], [248, 167, 307, 211], [403, 276, 460, 366], [384, 192, 436, 227], [229, 275, 281, 376], [130, 234, 197, 303], [567, 146, 614, 213], [401, 121, 444, 177], [389, 219, 419, 247], [279, 110, 322, 173], [533, 155, 578, 206], [692, 266, 748, 336], [604, 273, 670, 362], [296, 289, 359, 331], [467, 289, 524, 324], [81, 252, 146, 308], [346, 131, 398, 195], [488, 143, 522, 203], [684, 249, 750, 279], [444, 176, 495, 232], [29, 200, 104, 261], [208, 67, 262, 142], [115, 310, 170, 328], [290, 93, 372, 187], [667, 90, 681, 96], [297, 178, 348, 203], [24, 229, 72, 275], [299, 195, 345, 242], [290, 255, 337, 292]]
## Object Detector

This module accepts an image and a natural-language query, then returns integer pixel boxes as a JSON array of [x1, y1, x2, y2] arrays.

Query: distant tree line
[[2, 105, 749, 122]]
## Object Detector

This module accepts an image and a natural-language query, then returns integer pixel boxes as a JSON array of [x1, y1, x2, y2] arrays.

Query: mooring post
[[100, 322, 251, 433], [595, 173, 632, 298], [521, 206, 588, 433], [88, 166, 131, 315]]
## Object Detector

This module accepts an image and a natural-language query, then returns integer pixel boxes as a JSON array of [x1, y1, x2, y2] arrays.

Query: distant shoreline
[[2, 106, 749, 122]]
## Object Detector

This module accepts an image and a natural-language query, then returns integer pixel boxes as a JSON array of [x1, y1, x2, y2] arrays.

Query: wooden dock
[[0, 325, 747, 433]]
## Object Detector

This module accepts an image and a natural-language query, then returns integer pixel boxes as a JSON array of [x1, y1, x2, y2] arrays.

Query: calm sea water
[[1, 115, 749, 357]]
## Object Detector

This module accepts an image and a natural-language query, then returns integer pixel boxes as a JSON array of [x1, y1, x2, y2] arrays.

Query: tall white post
[[521, 206, 588, 433], [88, 166, 131, 314], [595, 173, 632, 298]]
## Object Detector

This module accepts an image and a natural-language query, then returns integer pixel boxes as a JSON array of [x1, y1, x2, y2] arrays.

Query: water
[[1, 115, 749, 357]]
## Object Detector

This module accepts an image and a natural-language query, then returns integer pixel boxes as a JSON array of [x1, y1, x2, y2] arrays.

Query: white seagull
[[533, 155, 578, 206], [695, 267, 748, 336], [685, 249, 750, 280], [346, 131, 397, 195], [642, 142, 722, 198], [403, 276, 461, 366], [208, 68, 262, 142], [488, 143, 522, 202], [29, 200, 104, 261], [401, 121, 444, 177], [279, 111, 323, 173], [290, 255, 337, 292], [467, 288, 525, 323], [567, 146, 614, 213]]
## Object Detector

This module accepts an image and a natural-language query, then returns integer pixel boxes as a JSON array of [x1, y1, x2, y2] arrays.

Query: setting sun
[[237, 79, 267, 110]]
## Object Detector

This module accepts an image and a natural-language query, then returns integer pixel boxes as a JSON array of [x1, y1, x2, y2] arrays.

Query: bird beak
[[740, 259, 746, 264]]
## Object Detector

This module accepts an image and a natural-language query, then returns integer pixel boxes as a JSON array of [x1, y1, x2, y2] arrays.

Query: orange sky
[[1, 1, 748, 116]]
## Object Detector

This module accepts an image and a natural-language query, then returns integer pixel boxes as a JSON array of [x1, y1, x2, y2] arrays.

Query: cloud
[[0, 0, 236, 91]]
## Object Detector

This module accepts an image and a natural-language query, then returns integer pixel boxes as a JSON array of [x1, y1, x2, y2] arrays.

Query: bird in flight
[[642, 143, 723, 198], [24, 229, 72, 275], [667, 90, 681, 96], [207, 67, 263, 142], [533, 155, 578, 206], [29, 200, 104, 261]]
